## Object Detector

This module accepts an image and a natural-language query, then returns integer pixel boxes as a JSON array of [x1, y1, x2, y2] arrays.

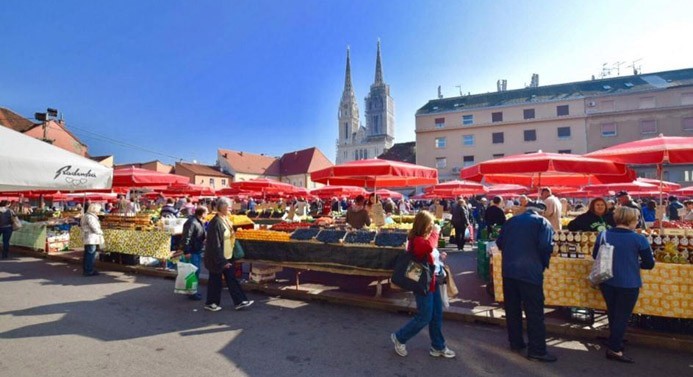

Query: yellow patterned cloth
[[70, 227, 171, 259], [492, 254, 692, 319]]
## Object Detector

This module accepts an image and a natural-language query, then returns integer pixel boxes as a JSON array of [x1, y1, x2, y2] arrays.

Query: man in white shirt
[[539, 188, 562, 231]]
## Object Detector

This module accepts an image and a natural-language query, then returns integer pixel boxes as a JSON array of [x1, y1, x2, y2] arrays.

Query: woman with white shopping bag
[[591, 206, 655, 363]]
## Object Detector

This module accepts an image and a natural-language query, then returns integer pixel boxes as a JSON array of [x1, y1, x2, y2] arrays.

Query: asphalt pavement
[[1, 256, 691, 377]]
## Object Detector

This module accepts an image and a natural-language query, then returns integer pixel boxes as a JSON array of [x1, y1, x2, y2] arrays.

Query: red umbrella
[[672, 186, 693, 196], [113, 167, 189, 188], [585, 134, 693, 165], [425, 180, 487, 197], [584, 180, 658, 195], [636, 178, 681, 191], [162, 182, 215, 197], [310, 185, 368, 199], [486, 184, 530, 196], [229, 178, 297, 193], [311, 158, 438, 188], [370, 189, 403, 200], [461, 151, 635, 188]]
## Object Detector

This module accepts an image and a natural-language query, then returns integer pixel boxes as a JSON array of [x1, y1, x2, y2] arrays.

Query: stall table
[[70, 227, 172, 259], [492, 253, 692, 319]]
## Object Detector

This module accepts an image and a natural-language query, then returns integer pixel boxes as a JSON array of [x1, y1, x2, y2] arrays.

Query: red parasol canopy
[[310, 185, 368, 199], [486, 184, 530, 196], [583, 180, 659, 195], [584, 134, 693, 165], [113, 167, 189, 188], [159, 182, 215, 197], [369, 189, 403, 200], [228, 178, 298, 194], [672, 186, 693, 196], [425, 180, 487, 197], [461, 152, 635, 188], [310, 158, 438, 188], [636, 178, 681, 191]]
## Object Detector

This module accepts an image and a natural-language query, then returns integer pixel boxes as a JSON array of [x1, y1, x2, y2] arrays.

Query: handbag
[[391, 251, 431, 296], [588, 231, 614, 286], [11, 214, 22, 231], [444, 264, 459, 297], [232, 239, 245, 260]]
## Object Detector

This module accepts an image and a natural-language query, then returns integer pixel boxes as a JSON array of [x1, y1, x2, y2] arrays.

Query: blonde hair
[[613, 206, 638, 226], [408, 210, 436, 240], [87, 203, 102, 215]]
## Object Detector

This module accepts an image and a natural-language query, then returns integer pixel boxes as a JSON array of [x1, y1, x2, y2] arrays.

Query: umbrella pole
[[658, 164, 664, 228]]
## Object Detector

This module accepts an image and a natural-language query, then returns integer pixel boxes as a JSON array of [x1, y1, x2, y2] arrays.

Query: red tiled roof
[[175, 162, 233, 178], [279, 147, 333, 176], [218, 149, 281, 176], [378, 142, 417, 164], [0, 107, 37, 132]]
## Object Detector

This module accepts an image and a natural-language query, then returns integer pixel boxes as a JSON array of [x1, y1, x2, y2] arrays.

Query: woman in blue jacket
[[592, 206, 655, 363]]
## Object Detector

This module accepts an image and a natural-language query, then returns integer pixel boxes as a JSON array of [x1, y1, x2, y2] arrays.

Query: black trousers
[[453, 224, 466, 250], [600, 284, 639, 353], [206, 266, 248, 307], [503, 278, 547, 355]]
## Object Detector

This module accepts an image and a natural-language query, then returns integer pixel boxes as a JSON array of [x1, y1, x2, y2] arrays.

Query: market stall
[[491, 228, 693, 319]]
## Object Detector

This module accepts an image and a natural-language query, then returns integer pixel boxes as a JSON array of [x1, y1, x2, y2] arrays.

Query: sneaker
[[204, 304, 222, 312], [235, 300, 254, 310], [391, 333, 407, 357], [430, 347, 456, 358]]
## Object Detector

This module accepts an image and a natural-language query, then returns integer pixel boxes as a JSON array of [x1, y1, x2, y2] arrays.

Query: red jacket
[[408, 230, 440, 291]]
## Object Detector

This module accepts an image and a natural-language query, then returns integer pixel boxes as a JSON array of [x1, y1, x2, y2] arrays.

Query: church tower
[[336, 47, 360, 164], [364, 40, 395, 147]]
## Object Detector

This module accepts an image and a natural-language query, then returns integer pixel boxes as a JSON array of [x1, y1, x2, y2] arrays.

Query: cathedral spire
[[343, 46, 353, 95], [374, 39, 384, 85]]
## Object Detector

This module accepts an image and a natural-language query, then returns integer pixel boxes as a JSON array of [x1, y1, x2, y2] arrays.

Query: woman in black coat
[[203, 197, 253, 312]]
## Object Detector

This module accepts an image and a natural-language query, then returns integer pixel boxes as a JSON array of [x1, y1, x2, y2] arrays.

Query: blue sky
[[1, 0, 691, 165]]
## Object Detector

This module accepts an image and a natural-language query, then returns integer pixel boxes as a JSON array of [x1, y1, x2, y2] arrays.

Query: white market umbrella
[[0, 126, 113, 192]]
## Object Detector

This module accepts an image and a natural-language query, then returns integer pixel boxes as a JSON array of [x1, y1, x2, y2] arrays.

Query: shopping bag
[[441, 284, 450, 309], [11, 215, 22, 231], [443, 265, 459, 297], [391, 252, 431, 296], [174, 262, 199, 295], [232, 239, 245, 260], [588, 231, 614, 287]]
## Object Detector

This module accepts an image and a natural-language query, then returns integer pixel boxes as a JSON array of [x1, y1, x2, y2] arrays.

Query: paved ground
[[1, 256, 691, 377]]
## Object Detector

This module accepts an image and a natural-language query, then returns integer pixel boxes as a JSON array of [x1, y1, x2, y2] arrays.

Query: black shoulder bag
[[391, 251, 432, 296]]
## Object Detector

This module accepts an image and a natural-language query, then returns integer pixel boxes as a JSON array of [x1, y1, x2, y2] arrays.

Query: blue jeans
[[600, 284, 639, 353], [394, 285, 446, 350], [0, 226, 12, 258], [188, 252, 202, 280], [83, 244, 97, 275]]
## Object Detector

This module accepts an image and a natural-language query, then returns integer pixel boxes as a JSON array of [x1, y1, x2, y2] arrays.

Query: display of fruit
[[235, 229, 290, 242], [652, 220, 693, 229], [290, 228, 321, 241], [375, 232, 408, 248], [344, 230, 377, 245], [316, 229, 347, 244], [270, 222, 313, 232]]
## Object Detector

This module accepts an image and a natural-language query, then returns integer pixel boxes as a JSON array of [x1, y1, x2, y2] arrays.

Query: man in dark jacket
[[484, 196, 506, 235], [180, 206, 208, 300], [450, 197, 470, 250], [667, 196, 683, 220], [496, 201, 556, 362], [616, 191, 646, 229]]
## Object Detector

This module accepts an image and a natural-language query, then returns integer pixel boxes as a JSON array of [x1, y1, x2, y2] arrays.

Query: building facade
[[336, 41, 395, 164], [416, 68, 693, 184], [175, 162, 233, 189]]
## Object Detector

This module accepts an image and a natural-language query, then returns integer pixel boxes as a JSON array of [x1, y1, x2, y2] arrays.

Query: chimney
[[530, 74, 539, 88], [437, 85, 443, 99], [496, 80, 508, 92]]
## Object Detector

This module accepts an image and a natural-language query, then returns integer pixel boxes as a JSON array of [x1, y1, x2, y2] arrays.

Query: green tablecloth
[[70, 227, 172, 259], [10, 222, 47, 251]]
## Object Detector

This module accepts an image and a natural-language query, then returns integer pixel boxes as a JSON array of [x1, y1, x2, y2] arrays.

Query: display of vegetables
[[374, 232, 408, 248], [344, 230, 377, 245], [271, 222, 313, 232], [652, 220, 693, 229], [236, 229, 291, 242], [290, 228, 321, 241], [316, 229, 348, 244]]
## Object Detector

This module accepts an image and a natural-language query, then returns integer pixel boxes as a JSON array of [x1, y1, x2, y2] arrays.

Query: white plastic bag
[[441, 284, 450, 309], [174, 262, 199, 295], [588, 231, 614, 286]]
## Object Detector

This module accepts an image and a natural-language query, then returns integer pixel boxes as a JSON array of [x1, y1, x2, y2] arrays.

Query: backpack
[[0, 210, 12, 227]]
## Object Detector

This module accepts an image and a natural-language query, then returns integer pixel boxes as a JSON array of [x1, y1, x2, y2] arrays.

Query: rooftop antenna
[[437, 85, 443, 99], [455, 85, 462, 96], [600, 62, 612, 79], [627, 58, 643, 75], [613, 61, 626, 76]]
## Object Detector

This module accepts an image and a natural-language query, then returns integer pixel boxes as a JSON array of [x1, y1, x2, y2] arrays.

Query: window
[[462, 115, 474, 125], [558, 149, 572, 154], [435, 137, 447, 148], [492, 132, 504, 144], [523, 109, 535, 119], [557, 126, 571, 139], [640, 120, 657, 134], [492, 112, 503, 122], [601, 123, 617, 137], [682, 93, 693, 106], [492, 153, 504, 159], [683, 117, 693, 131], [210, 178, 215, 187], [435, 157, 447, 169], [221, 179, 226, 186], [364, 149, 368, 159], [198, 179, 204, 184], [639, 97, 655, 109], [435, 118, 445, 128], [344, 123, 349, 139], [462, 135, 475, 146], [685, 171, 690, 182], [523, 129, 537, 141], [463, 155, 475, 167], [557, 105, 569, 116]]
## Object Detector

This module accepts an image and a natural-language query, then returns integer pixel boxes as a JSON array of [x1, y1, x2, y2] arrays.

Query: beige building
[[175, 162, 233, 189], [416, 68, 693, 184]]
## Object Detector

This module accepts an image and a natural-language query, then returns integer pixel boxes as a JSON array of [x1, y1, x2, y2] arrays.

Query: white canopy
[[0, 126, 113, 192]]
